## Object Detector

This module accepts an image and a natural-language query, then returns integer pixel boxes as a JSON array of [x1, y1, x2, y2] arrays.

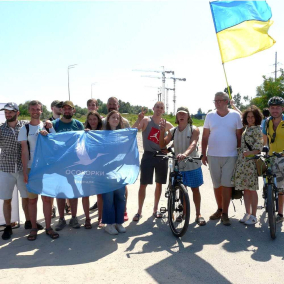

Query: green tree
[[251, 69, 284, 110]]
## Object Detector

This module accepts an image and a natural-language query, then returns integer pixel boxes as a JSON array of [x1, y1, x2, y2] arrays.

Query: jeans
[[102, 187, 125, 225]]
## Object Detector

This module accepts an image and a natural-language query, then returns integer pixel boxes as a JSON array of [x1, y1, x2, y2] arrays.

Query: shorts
[[208, 156, 237, 188], [140, 151, 168, 185], [26, 168, 38, 199], [272, 157, 284, 193], [181, 167, 204, 188], [0, 171, 28, 200]]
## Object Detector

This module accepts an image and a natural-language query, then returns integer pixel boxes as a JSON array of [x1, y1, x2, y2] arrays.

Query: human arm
[[21, 141, 29, 183], [236, 128, 242, 148], [230, 100, 242, 115], [132, 109, 147, 130], [201, 128, 210, 166], [263, 134, 268, 146], [243, 127, 263, 157], [159, 118, 173, 149]]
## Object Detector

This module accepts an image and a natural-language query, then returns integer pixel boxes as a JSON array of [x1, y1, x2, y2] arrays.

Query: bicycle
[[250, 147, 284, 239], [155, 148, 202, 238]]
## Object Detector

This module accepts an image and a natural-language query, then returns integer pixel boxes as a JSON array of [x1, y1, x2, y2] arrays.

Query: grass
[[19, 113, 204, 127]]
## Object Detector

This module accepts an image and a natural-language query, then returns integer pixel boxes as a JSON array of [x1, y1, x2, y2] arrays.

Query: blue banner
[[27, 129, 139, 198]]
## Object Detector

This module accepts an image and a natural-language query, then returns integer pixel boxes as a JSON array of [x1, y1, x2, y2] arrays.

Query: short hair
[[154, 101, 165, 108], [87, 99, 97, 107], [85, 111, 102, 130], [106, 110, 124, 130], [242, 105, 263, 126], [107, 97, 119, 104], [215, 92, 229, 101], [262, 108, 270, 118], [28, 100, 42, 110]]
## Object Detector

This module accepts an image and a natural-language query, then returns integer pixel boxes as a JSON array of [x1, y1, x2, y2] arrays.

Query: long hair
[[85, 111, 102, 130], [106, 110, 124, 130], [242, 105, 263, 126]]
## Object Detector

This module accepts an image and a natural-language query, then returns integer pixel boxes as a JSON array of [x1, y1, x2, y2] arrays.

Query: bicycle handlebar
[[154, 150, 203, 162], [247, 150, 284, 161]]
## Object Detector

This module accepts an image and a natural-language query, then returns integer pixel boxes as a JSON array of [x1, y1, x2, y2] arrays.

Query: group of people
[[0, 93, 283, 241]]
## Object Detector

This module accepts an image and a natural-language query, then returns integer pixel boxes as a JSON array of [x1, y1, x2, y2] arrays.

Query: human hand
[[201, 155, 208, 166], [138, 108, 146, 121], [84, 128, 90, 132], [159, 118, 166, 131], [45, 120, 52, 129], [243, 151, 251, 158], [40, 130, 49, 136], [24, 172, 28, 184], [177, 153, 186, 161]]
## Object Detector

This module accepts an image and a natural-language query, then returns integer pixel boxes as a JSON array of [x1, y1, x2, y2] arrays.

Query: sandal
[[46, 227, 59, 239], [27, 228, 38, 241], [84, 218, 92, 229], [133, 213, 142, 222], [195, 216, 206, 226], [153, 211, 163, 218], [98, 219, 104, 228]]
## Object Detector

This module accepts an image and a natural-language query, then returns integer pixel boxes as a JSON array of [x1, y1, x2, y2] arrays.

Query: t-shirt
[[262, 115, 284, 155], [204, 109, 243, 157], [52, 119, 84, 133], [18, 122, 56, 168], [169, 124, 201, 171]]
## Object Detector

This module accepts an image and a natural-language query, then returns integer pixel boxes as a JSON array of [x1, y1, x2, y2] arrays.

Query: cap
[[0, 102, 19, 112], [176, 106, 189, 114], [62, 101, 74, 108], [51, 100, 61, 108]]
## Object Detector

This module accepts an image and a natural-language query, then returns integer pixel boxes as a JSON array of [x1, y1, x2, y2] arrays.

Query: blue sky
[[0, 0, 283, 114]]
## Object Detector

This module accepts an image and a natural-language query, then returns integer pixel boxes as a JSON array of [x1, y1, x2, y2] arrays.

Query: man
[[50, 100, 62, 121], [263, 96, 284, 223], [49, 100, 63, 218], [201, 92, 242, 226], [100, 97, 130, 221], [0, 103, 32, 240], [132, 101, 173, 221], [87, 98, 98, 112], [51, 101, 84, 231], [18, 100, 58, 240]]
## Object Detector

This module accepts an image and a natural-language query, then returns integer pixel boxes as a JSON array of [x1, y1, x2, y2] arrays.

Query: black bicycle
[[155, 148, 202, 238], [251, 147, 284, 239]]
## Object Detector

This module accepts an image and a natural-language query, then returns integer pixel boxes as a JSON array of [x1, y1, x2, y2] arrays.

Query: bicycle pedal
[[160, 207, 167, 214], [165, 192, 170, 198]]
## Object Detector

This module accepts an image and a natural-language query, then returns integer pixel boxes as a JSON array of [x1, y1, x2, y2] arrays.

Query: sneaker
[[124, 212, 129, 222], [51, 206, 56, 219], [105, 224, 118, 235], [276, 214, 284, 223], [89, 202, 98, 211], [244, 215, 257, 225], [221, 213, 231, 226], [69, 217, 81, 229], [240, 213, 250, 223], [55, 218, 66, 231], [115, 224, 126, 233], [2, 226, 12, 240], [209, 209, 222, 220], [24, 221, 44, 230]]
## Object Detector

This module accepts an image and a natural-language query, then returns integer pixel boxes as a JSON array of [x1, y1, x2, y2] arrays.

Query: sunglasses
[[269, 131, 276, 143]]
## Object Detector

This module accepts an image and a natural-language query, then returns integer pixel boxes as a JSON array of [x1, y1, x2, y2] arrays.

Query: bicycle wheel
[[168, 184, 190, 237], [267, 184, 276, 239]]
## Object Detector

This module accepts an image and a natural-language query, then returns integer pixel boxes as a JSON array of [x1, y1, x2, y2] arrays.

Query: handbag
[[244, 132, 267, 176]]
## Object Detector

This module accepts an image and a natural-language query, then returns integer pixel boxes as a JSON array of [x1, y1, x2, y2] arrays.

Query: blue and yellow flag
[[210, 1, 275, 63]]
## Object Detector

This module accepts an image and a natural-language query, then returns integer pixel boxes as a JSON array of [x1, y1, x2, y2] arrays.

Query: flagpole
[[222, 63, 232, 99]]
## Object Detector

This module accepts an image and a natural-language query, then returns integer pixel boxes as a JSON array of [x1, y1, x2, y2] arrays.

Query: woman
[[159, 106, 206, 226], [232, 105, 263, 225], [103, 110, 126, 235], [83, 111, 103, 228]]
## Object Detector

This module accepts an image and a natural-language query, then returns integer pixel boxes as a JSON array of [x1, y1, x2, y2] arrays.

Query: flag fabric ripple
[[210, 1, 275, 63], [27, 129, 140, 198]]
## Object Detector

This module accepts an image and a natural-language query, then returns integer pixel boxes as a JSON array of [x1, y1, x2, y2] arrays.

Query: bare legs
[[213, 186, 232, 214]]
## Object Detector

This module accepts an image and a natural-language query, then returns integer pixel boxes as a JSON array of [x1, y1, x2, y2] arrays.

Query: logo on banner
[[147, 127, 160, 144]]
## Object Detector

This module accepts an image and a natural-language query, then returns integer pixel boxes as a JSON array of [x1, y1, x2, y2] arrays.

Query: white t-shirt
[[18, 122, 55, 168], [204, 109, 242, 157]]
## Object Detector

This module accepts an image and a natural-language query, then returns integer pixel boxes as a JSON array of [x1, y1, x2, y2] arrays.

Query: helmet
[[268, 96, 284, 106]]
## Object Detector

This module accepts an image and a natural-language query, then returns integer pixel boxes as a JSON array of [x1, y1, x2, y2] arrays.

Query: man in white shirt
[[18, 100, 58, 241], [202, 92, 242, 226]]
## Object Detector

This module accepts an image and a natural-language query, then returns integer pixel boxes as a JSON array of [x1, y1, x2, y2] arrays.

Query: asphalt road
[[0, 130, 283, 284]]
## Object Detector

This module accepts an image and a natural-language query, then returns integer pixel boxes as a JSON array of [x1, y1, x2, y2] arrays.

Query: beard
[[6, 114, 17, 122], [63, 114, 73, 119]]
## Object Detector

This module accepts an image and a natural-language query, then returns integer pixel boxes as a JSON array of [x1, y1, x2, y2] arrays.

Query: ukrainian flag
[[210, 1, 275, 63]]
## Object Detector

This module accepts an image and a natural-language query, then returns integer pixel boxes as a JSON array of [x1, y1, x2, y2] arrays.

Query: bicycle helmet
[[268, 96, 284, 106]]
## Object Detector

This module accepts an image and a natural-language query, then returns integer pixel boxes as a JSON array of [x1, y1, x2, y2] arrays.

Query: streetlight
[[91, 82, 97, 98], [68, 64, 78, 100]]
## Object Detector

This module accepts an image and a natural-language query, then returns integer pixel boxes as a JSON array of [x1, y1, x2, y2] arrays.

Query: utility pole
[[168, 77, 186, 115], [67, 64, 77, 100], [165, 87, 174, 114]]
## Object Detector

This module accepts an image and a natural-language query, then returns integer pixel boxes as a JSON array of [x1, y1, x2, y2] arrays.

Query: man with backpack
[[132, 101, 173, 221], [51, 101, 84, 231], [263, 96, 284, 223], [18, 100, 58, 241]]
